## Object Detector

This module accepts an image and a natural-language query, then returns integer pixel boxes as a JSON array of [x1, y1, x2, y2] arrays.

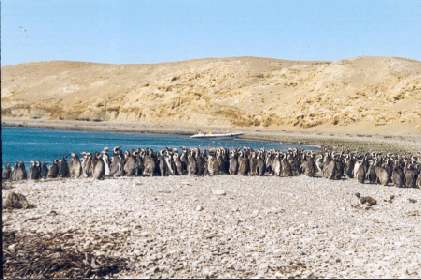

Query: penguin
[[195, 149, 205, 176], [334, 153, 345, 180], [366, 160, 377, 184], [164, 150, 175, 175], [391, 160, 405, 188], [229, 149, 238, 175], [2, 163, 12, 180], [12, 161, 27, 181], [41, 162, 49, 178], [281, 154, 292, 177], [404, 163, 417, 188], [143, 150, 156, 176], [344, 154, 355, 178], [187, 150, 197, 175], [355, 192, 377, 206], [93, 153, 105, 180], [29, 160, 41, 180], [69, 153, 82, 178], [324, 155, 336, 179], [110, 147, 124, 177], [207, 152, 219, 176], [356, 157, 368, 184], [173, 152, 183, 175], [265, 151, 274, 175], [290, 150, 301, 176], [353, 156, 363, 178], [158, 149, 167, 176], [48, 160, 59, 178], [81, 152, 93, 177], [249, 151, 258, 176], [302, 153, 316, 177], [221, 148, 230, 174], [58, 157, 70, 178], [123, 151, 137, 176], [256, 151, 266, 176], [375, 160, 390, 186], [416, 164, 421, 188], [272, 153, 281, 176], [315, 154, 324, 176], [238, 150, 249, 176], [180, 149, 189, 175], [133, 149, 144, 176], [102, 148, 111, 176]]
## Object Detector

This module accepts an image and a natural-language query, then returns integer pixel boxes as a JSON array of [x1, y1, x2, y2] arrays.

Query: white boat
[[190, 132, 244, 139]]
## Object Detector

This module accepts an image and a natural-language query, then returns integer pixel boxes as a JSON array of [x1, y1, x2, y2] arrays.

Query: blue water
[[1, 127, 318, 165]]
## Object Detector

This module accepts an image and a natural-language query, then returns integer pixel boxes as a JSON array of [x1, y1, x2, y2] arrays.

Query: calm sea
[[1, 127, 319, 165]]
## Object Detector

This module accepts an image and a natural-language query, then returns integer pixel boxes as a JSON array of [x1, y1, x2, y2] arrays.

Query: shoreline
[[2, 118, 421, 152]]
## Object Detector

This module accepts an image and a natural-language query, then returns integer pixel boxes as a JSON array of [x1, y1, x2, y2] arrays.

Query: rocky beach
[[3, 175, 421, 278]]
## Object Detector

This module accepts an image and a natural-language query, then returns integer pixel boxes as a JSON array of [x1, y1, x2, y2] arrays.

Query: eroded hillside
[[2, 56, 421, 134]]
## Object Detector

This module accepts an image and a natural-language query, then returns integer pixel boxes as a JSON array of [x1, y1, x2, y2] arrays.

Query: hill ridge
[[2, 56, 421, 135]]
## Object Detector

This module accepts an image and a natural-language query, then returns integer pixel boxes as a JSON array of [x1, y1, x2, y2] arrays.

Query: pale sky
[[2, 0, 421, 65]]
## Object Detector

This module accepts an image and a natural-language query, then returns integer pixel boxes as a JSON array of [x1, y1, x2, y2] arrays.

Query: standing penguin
[[375, 160, 391, 186], [48, 160, 59, 178], [123, 151, 137, 176], [158, 149, 167, 176], [366, 160, 377, 184], [58, 157, 70, 178], [12, 161, 27, 181], [143, 150, 156, 176], [272, 153, 281, 176], [344, 154, 355, 178], [416, 164, 421, 188], [173, 152, 183, 175], [404, 162, 417, 188], [256, 150, 266, 176], [356, 157, 368, 184], [29, 161, 41, 180], [207, 152, 219, 176], [110, 147, 124, 177], [2, 163, 12, 180], [391, 160, 405, 188], [265, 151, 274, 175], [187, 150, 197, 175], [81, 152, 93, 177], [229, 149, 238, 175], [93, 153, 105, 179], [238, 150, 249, 176], [249, 151, 258, 176], [69, 153, 82, 178], [41, 162, 49, 178], [180, 149, 189, 175], [195, 149, 205, 176], [132, 149, 144, 176], [281, 154, 292, 177], [102, 148, 111, 176], [302, 153, 316, 177]]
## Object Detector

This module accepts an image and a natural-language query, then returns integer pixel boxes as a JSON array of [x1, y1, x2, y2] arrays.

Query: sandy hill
[[2, 56, 421, 135]]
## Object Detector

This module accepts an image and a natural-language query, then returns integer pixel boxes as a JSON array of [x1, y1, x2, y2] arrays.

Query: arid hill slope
[[2, 56, 421, 135]]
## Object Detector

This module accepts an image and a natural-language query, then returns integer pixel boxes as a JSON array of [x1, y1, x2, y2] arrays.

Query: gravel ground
[[2, 176, 421, 278]]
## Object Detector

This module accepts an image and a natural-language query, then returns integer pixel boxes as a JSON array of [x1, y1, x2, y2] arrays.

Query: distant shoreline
[[2, 119, 420, 153]]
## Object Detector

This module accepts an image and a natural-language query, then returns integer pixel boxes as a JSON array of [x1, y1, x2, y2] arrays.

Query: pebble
[[212, 189, 226, 196], [3, 175, 421, 278]]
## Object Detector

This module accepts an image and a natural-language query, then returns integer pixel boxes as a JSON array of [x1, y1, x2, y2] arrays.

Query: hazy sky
[[2, 0, 421, 65]]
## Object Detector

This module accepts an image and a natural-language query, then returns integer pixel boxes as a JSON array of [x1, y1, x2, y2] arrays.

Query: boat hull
[[190, 133, 243, 139]]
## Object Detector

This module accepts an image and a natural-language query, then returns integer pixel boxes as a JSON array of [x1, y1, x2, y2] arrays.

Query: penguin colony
[[2, 146, 421, 189]]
